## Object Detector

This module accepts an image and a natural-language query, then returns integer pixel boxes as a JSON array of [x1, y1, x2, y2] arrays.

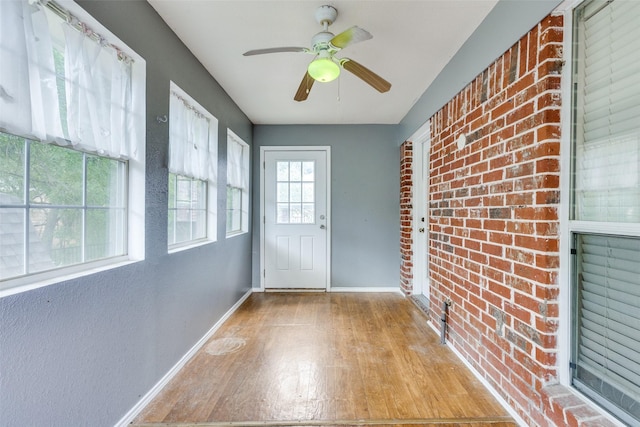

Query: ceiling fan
[[243, 5, 392, 102]]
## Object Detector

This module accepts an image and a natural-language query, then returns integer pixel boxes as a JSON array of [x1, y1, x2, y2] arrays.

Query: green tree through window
[[0, 133, 126, 280]]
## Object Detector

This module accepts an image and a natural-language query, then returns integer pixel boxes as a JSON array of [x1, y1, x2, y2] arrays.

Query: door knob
[[320, 224, 326, 229], [419, 227, 425, 233]]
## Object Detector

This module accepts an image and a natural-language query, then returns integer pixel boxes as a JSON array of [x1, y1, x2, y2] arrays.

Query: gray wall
[[0, 2, 253, 426], [253, 125, 400, 288]]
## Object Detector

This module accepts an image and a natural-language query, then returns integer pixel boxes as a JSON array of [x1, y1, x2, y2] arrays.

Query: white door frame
[[259, 146, 331, 291], [410, 122, 430, 297]]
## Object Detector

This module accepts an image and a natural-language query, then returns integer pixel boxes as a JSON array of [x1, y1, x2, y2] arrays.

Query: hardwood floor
[[132, 293, 516, 427]]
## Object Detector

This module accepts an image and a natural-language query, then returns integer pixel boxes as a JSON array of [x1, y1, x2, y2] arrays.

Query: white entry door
[[412, 123, 430, 298], [262, 147, 330, 290]]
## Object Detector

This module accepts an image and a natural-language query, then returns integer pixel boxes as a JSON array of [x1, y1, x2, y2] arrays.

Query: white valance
[[168, 89, 218, 182], [0, 1, 62, 141], [0, 0, 136, 159], [227, 133, 248, 190]]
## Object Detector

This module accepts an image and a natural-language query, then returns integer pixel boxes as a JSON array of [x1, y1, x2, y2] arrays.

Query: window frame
[[275, 159, 317, 225], [560, 0, 640, 424], [226, 185, 243, 235], [167, 82, 219, 251], [0, 0, 146, 298], [167, 173, 208, 249], [570, 232, 640, 425], [226, 130, 250, 237]]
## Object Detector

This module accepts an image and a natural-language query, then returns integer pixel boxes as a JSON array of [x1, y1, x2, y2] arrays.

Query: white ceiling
[[147, 0, 499, 125]]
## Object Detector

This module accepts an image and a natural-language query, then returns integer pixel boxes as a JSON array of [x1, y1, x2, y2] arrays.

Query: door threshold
[[265, 288, 327, 293]]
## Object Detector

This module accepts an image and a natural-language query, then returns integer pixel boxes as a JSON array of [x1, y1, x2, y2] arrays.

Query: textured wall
[[252, 125, 400, 288], [0, 2, 253, 426]]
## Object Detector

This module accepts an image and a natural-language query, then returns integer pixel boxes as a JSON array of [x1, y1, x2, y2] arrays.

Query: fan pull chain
[[337, 76, 341, 101]]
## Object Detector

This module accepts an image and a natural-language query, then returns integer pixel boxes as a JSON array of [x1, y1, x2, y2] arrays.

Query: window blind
[[573, 0, 640, 222], [575, 233, 640, 422]]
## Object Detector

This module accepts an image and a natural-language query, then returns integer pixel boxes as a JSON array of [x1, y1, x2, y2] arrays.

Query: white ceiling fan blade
[[243, 47, 309, 56], [330, 26, 372, 49]]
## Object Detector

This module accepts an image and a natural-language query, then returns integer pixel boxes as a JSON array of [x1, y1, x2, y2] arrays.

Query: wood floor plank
[[132, 293, 514, 427]]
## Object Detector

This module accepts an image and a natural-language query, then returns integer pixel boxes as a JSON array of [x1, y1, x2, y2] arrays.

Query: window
[[0, 134, 127, 279], [226, 130, 249, 236], [570, 1, 640, 424], [168, 83, 218, 248], [168, 174, 207, 246], [276, 160, 315, 224], [0, 1, 145, 292]]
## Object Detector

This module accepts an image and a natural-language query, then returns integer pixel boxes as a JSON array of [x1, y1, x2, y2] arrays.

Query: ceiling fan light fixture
[[245, 5, 391, 101], [308, 57, 340, 82]]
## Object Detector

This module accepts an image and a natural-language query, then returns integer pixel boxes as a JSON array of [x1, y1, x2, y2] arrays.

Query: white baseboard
[[330, 286, 401, 293], [426, 322, 527, 427], [255, 286, 402, 294], [114, 289, 253, 427]]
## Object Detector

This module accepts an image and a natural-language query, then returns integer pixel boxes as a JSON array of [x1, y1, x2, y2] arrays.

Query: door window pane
[[277, 183, 289, 202], [277, 162, 289, 181], [277, 203, 289, 223], [302, 161, 314, 181], [275, 160, 315, 224], [290, 204, 302, 224], [290, 183, 301, 203], [290, 161, 301, 181], [302, 183, 314, 203], [302, 203, 314, 223]]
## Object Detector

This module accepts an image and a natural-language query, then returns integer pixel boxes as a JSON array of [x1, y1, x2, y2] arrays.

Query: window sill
[[225, 230, 248, 239], [0, 257, 139, 299], [168, 238, 215, 254], [541, 384, 626, 427]]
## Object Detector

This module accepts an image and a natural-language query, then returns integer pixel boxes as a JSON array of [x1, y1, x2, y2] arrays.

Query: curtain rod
[[171, 91, 212, 123], [41, 0, 134, 64]]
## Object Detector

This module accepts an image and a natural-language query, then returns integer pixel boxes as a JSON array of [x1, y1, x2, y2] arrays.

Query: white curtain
[[168, 91, 217, 182], [227, 135, 247, 190], [64, 24, 133, 159], [0, 0, 63, 141], [0, 0, 134, 159]]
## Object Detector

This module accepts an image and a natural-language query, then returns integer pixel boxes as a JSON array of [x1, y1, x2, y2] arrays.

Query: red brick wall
[[426, 14, 575, 426], [400, 141, 413, 295], [401, 11, 620, 426]]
